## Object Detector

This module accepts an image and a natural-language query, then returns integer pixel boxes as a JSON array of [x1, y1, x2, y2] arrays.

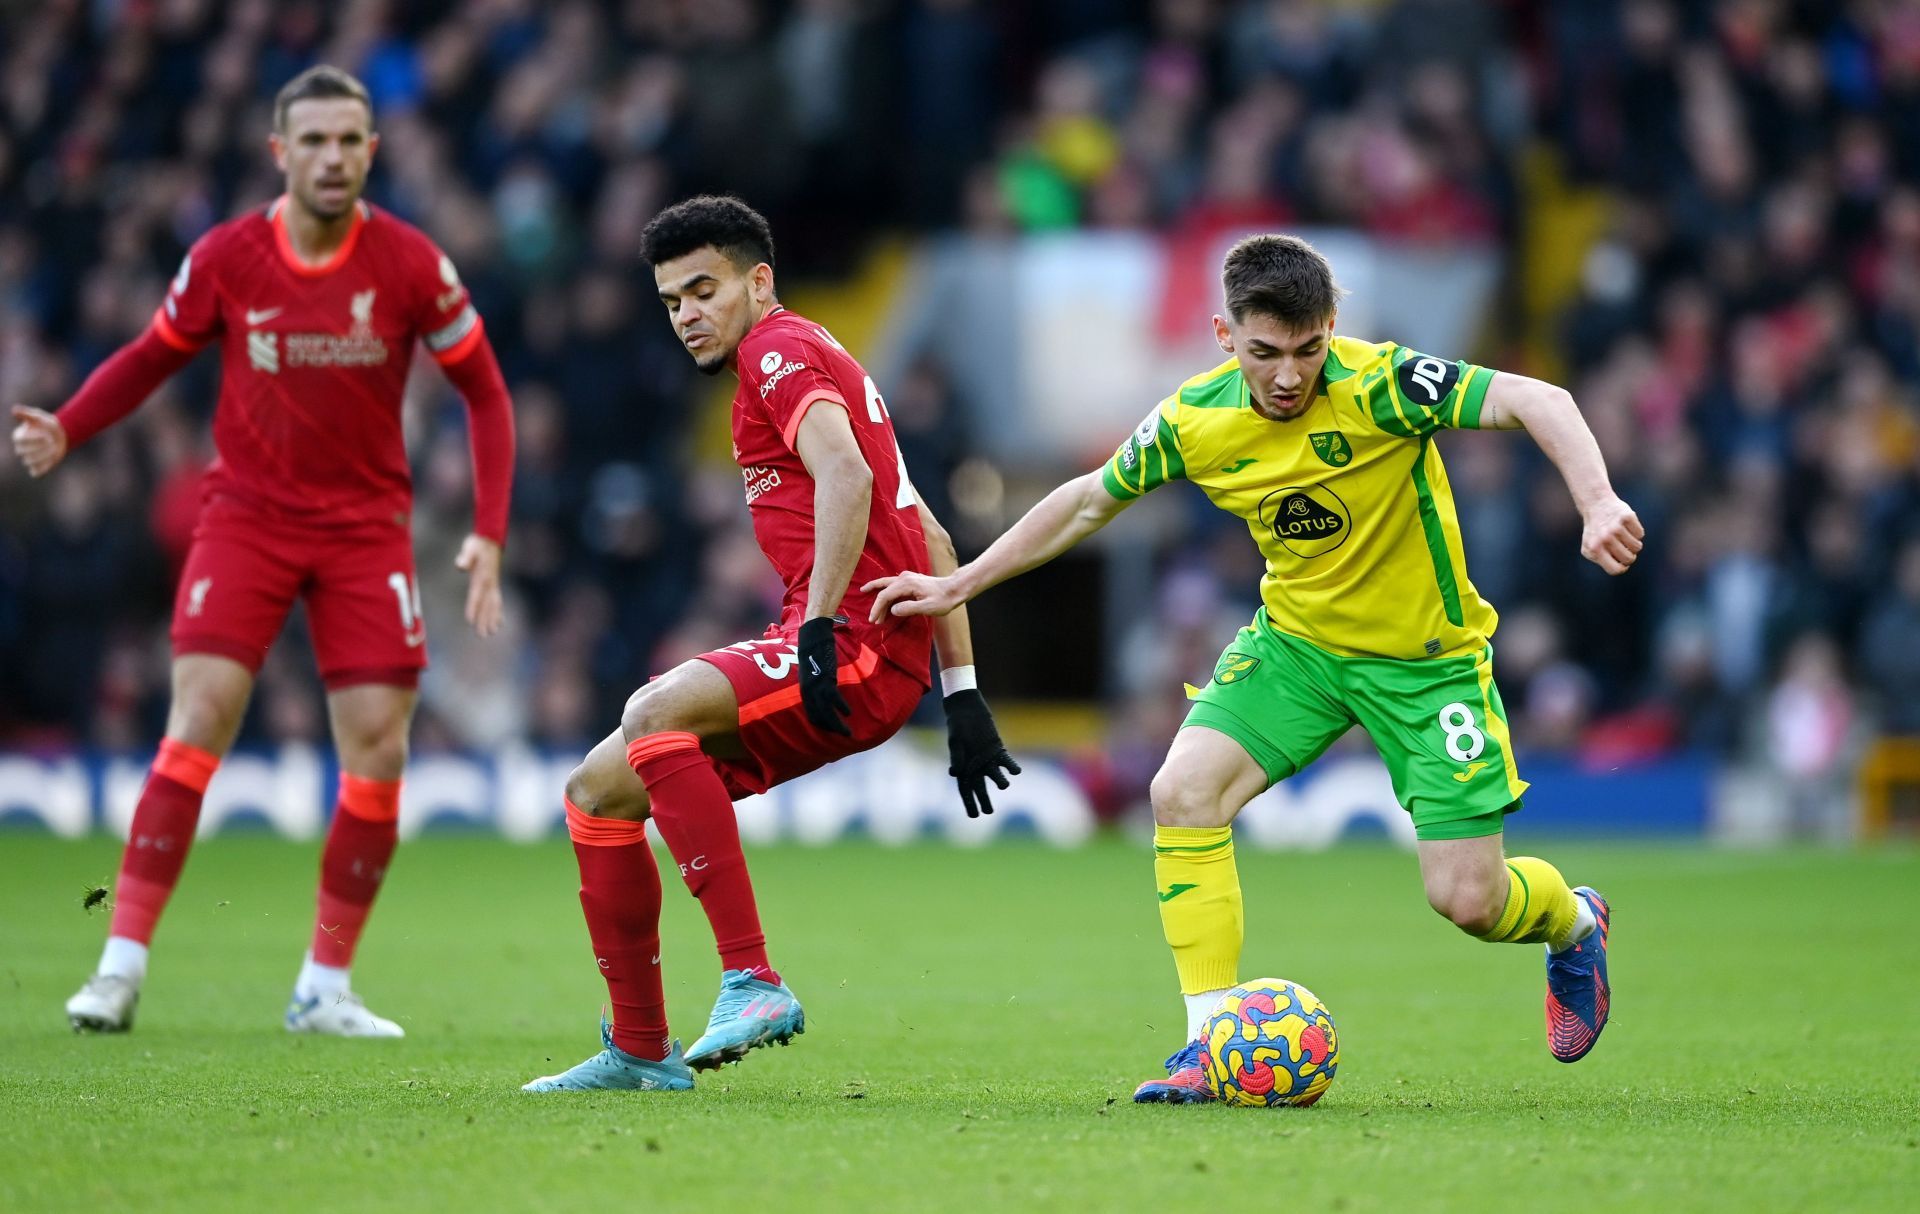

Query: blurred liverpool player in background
[[10, 67, 516, 1037], [524, 196, 1016, 1092]]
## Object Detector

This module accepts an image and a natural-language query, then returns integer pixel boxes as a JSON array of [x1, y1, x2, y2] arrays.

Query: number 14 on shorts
[[387, 572, 425, 645]]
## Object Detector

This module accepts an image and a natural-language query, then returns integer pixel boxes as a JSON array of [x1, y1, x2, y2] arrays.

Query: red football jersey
[[730, 307, 934, 681], [150, 197, 489, 530]]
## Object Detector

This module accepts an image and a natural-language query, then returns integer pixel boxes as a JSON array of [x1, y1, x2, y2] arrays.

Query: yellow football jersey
[[1101, 335, 1499, 660]]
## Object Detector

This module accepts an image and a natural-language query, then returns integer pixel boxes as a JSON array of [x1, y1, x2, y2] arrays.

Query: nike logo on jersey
[[405, 632, 426, 648], [1219, 458, 1258, 474], [1158, 884, 1198, 902], [245, 307, 284, 326], [1453, 761, 1489, 782]]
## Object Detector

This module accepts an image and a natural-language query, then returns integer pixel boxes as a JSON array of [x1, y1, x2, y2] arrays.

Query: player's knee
[[167, 689, 244, 754], [565, 763, 645, 822], [1427, 874, 1504, 936], [345, 736, 409, 782], [330, 715, 409, 779], [564, 764, 605, 817], [1150, 768, 1232, 828], [620, 685, 669, 742]]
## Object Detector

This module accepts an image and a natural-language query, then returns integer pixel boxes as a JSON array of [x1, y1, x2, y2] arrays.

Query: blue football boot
[[522, 1018, 695, 1092], [682, 969, 805, 1070], [1132, 1039, 1214, 1104], [1546, 886, 1611, 1063]]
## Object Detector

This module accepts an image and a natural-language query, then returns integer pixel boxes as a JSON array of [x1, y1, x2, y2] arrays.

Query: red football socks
[[626, 731, 779, 984], [310, 774, 401, 967], [109, 738, 220, 944], [566, 798, 670, 1061]]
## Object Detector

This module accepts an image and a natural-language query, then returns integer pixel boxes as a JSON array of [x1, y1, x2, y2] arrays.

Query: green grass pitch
[[2, 833, 1916, 1212]]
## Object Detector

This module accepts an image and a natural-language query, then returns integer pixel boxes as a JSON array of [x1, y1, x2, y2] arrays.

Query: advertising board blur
[[0, 739, 1708, 844]]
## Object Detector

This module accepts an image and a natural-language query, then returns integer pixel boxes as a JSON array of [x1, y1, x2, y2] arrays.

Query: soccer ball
[[1199, 978, 1339, 1107]]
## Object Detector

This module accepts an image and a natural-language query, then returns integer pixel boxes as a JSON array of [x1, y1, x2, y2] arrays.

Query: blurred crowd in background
[[2, 0, 1917, 823]]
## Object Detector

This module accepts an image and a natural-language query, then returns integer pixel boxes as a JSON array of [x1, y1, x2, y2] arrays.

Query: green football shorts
[[1184, 610, 1527, 841]]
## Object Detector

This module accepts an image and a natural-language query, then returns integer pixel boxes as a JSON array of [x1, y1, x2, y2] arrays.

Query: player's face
[[1216, 311, 1335, 422], [270, 98, 377, 222], [654, 248, 774, 376]]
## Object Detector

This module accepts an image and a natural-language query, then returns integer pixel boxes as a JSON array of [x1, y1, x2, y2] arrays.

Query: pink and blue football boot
[[522, 1018, 696, 1092], [1132, 1039, 1214, 1104], [1546, 886, 1611, 1062], [683, 969, 805, 1070]]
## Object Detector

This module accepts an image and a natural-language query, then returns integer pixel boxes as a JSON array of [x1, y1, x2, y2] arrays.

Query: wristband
[[940, 665, 978, 697]]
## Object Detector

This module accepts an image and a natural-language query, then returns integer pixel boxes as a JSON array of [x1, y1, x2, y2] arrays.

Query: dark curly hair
[[1222, 234, 1344, 328], [640, 195, 776, 272]]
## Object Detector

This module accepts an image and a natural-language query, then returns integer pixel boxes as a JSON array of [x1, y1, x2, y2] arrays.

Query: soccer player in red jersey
[[10, 67, 515, 1037], [523, 196, 1017, 1092]]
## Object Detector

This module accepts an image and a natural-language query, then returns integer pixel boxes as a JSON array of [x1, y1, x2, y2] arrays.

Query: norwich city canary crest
[[1213, 652, 1261, 684], [1309, 431, 1352, 467]]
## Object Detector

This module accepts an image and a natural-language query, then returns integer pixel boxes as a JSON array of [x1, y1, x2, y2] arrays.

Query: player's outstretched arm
[[865, 468, 1131, 620], [11, 323, 199, 477], [10, 405, 68, 477], [1479, 371, 1644, 575], [913, 490, 1020, 818]]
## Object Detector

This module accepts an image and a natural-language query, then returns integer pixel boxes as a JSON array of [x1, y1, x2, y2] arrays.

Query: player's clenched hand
[[797, 615, 853, 736], [455, 534, 504, 637], [1580, 496, 1644, 576], [943, 689, 1020, 818], [862, 571, 965, 623], [10, 405, 68, 478]]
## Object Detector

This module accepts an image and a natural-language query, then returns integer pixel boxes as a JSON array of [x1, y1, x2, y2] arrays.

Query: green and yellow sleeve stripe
[[1101, 407, 1187, 500], [1449, 366, 1496, 429], [1361, 346, 1497, 437]]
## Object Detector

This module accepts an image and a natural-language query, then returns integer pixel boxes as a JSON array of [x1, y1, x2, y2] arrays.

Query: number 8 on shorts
[[1437, 702, 1485, 763]]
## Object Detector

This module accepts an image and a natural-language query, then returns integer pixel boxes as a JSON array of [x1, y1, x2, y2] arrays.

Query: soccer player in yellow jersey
[[867, 234, 1644, 1100]]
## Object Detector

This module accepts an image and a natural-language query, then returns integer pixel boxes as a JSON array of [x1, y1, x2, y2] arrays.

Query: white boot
[[67, 973, 140, 1032], [284, 987, 404, 1037]]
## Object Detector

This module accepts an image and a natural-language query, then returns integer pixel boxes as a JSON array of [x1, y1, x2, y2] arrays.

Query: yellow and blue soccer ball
[[1199, 978, 1339, 1107]]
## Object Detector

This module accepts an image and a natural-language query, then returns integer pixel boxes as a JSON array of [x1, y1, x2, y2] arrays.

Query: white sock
[[1184, 989, 1230, 1042], [1549, 897, 1598, 953], [98, 936, 148, 981], [295, 951, 351, 998]]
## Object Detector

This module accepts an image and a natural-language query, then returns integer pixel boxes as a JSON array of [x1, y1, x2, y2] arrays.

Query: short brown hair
[[1222, 234, 1342, 328], [273, 65, 373, 133]]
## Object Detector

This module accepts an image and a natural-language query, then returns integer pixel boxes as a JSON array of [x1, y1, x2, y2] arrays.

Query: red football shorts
[[170, 495, 427, 690], [695, 627, 930, 798]]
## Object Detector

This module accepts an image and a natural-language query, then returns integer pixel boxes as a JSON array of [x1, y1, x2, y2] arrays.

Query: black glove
[[943, 688, 1021, 818], [797, 616, 852, 736]]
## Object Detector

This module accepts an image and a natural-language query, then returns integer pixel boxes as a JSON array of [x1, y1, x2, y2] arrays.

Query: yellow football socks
[[1480, 855, 1579, 945], [1153, 824, 1243, 994]]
